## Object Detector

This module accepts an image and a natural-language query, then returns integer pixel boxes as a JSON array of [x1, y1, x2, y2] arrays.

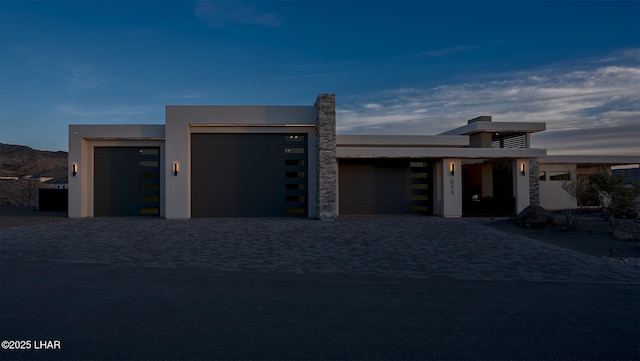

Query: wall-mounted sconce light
[[72, 163, 77, 177], [450, 163, 455, 176], [173, 162, 179, 176], [520, 162, 526, 176]]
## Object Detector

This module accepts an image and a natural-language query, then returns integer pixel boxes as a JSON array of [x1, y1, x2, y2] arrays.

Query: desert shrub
[[560, 208, 582, 231], [562, 174, 600, 208], [588, 167, 640, 220]]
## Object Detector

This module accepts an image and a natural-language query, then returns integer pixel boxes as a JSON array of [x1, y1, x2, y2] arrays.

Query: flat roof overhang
[[440, 121, 546, 136], [337, 134, 469, 148], [337, 147, 547, 159], [540, 155, 640, 166], [69, 124, 166, 139], [166, 105, 317, 126]]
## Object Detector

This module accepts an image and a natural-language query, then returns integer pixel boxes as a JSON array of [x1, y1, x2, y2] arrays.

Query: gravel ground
[[468, 211, 640, 261], [0, 206, 68, 229]]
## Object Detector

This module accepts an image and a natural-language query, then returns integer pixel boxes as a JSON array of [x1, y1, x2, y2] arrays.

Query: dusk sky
[[1, 0, 638, 155]]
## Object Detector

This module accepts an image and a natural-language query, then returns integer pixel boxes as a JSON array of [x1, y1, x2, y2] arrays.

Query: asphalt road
[[1, 259, 638, 361]]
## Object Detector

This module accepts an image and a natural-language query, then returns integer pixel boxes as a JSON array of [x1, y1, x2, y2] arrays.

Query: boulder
[[623, 207, 639, 220], [613, 219, 639, 241], [513, 205, 555, 228]]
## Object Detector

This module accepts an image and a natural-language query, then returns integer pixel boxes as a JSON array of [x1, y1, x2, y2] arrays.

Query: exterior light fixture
[[450, 163, 455, 176], [72, 163, 77, 177], [521, 162, 526, 176], [173, 162, 179, 176]]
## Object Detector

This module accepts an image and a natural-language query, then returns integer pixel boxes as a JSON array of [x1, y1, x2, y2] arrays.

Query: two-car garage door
[[191, 133, 308, 217]]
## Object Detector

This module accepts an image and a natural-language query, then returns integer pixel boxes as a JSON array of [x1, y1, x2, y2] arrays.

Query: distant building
[[20, 175, 54, 183], [41, 177, 69, 190], [613, 167, 640, 186], [68, 94, 640, 219]]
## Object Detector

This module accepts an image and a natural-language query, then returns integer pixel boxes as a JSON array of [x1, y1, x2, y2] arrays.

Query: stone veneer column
[[529, 158, 540, 206], [315, 94, 337, 220]]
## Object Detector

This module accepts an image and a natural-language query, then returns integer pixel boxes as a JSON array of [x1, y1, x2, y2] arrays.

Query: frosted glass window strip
[[285, 135, 305, 142], [140, 160, 159, 167], [285, 148, 305, 154], [139, 149, 159, 155]]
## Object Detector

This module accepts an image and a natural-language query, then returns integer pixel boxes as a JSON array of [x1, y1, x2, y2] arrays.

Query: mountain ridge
[[0, 143, 68, 178]]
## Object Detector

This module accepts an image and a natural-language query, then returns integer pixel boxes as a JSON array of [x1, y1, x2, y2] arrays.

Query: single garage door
[[94, 147, 160, 216], [339, 159, 431, 215], [191, 133, 308, 217]]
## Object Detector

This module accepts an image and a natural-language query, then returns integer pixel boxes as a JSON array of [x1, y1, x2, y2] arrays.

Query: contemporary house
[[68, 94, 639, 219]]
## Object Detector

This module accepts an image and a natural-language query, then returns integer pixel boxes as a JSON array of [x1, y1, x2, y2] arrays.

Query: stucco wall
[[164, 104, 319, 219], [439, 158, 462, 218], [539, 164, 577, 210], [513, 159, 531, 214], [68, 125, 166, 218]]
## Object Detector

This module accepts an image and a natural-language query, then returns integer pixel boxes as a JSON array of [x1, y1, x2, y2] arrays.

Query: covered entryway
[[94, 147, 161, 216], [191, 133, 308, 217], [462, 159, 516, 216], [338, 159, 431, 215]]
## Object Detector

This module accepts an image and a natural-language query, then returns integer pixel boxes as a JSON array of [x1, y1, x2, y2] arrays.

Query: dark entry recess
[[339, 159, 431, 215], [462, 160, 514, 216], [191, 133, 308, 217], [94, 147, 160, 216]]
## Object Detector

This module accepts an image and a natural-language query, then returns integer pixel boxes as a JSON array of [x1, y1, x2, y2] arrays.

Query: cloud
[[163, 92, 205, 100], [194, 0, 281, 28], [532, 124, 640, 155], [422, 45, 477, 57], [18, 48, 99, 93], [363, 103, 382, 110], [338, 49, 640, 155], [57, 104, 158, 123]]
